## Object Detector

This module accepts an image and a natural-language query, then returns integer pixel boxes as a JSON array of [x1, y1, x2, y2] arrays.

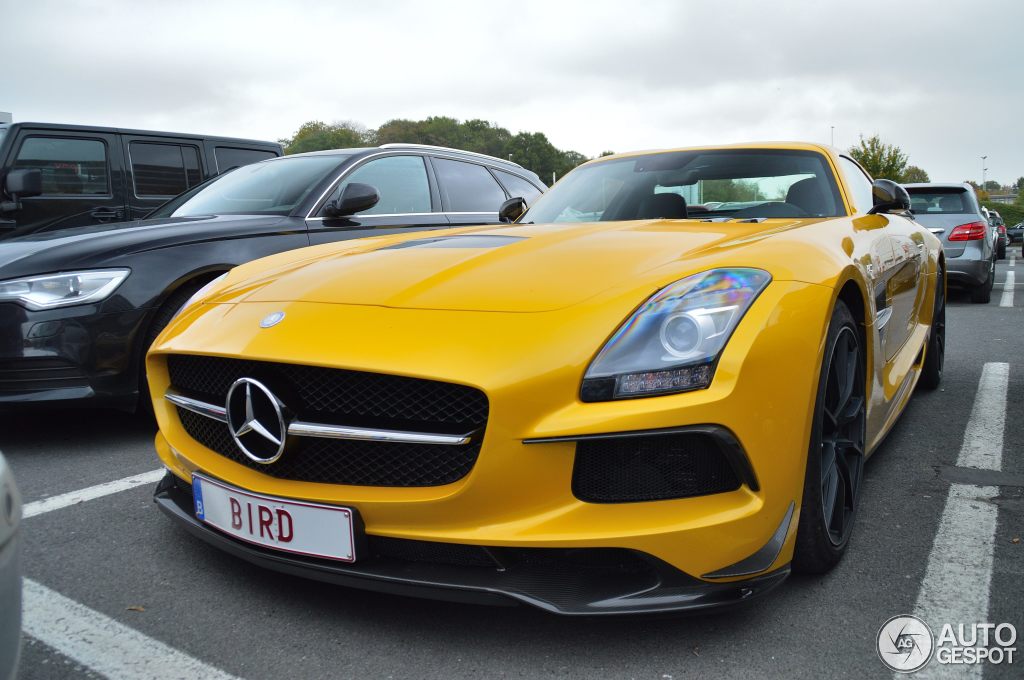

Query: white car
[[0, 451, 21, 680]]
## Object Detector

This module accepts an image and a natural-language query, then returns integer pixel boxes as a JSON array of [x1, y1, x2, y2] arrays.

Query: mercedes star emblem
[[260, 311, 286, 328], [225, 378, 288, 464]]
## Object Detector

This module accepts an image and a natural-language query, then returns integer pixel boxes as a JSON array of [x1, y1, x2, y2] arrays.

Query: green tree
[[983, 180, 1001, 192], [701, 179, 765, 202], [849, 135, 908, 180], [279, 120, 369, 154], [1015, 177, 1024, 191], [900, 165, 930, 183]]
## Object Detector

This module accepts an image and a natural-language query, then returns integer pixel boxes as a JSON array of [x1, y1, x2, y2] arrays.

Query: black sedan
[[0, 145, 544, 411]]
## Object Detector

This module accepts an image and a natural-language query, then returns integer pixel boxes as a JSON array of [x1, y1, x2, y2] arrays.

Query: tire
[[997, 244, 1006, 260], [919, 264, 945, 390], [136, 279, 212, 413], [970, 259, 994, 304], [792, 301, 866, 574]]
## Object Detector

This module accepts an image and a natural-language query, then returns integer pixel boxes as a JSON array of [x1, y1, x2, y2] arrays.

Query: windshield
[[521, 149, 843, 223], [152, 155, 348, 218], [0, 127, 7, 147]]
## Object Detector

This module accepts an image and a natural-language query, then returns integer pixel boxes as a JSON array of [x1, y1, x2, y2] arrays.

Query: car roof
[[285, 144, 539, 179], [6, 121, 280, 147], [903, 182, 974, 191]]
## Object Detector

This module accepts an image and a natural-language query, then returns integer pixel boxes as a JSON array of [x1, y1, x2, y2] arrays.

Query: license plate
[[192, 473, 356, 562]]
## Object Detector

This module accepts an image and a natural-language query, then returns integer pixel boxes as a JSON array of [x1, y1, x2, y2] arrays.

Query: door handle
[[89, 207, 124, 221]]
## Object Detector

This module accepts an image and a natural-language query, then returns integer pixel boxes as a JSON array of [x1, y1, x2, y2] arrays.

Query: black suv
[[0, 122, 282, 238], [0, 144, 545, 411]]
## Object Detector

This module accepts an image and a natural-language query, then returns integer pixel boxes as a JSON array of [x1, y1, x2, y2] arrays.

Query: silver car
[[906, 183, 996, 303], [0, 451, 21, 680]]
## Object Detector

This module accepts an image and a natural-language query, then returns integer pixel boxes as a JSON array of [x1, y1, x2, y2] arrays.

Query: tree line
[[279, 117, 592, 182], [280, 121, 1020, 207]]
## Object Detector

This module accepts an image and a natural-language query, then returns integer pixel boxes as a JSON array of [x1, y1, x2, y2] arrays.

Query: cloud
[[2, 0, 1021, 183]]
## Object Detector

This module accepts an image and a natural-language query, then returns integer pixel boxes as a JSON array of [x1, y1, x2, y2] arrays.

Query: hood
[[0, 214, 287, 278], [233, 219, 811, 313]]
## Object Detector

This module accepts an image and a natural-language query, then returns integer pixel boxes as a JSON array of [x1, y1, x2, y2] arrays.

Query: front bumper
[[154, 472, 789, 615], [149, 280, 834, 611], [0, 302, 148, 410]]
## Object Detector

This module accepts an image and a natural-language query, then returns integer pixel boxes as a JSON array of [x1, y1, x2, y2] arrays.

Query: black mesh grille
[[572, 433, 741, 503], [168, 355, 488, 487], [168, 354, 488, 433]]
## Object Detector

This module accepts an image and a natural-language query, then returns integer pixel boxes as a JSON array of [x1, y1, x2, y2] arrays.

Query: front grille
[[0, 358, 89, 393], [168, 355, 488, 487], [168, 354, 487, 433], [572, 432, 741, 503]]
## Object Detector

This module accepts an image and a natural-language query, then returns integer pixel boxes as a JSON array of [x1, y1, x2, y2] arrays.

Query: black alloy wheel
[[793, 301, 866, 572]]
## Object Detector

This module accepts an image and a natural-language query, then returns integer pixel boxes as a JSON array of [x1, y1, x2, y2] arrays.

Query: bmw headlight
[[0, 269, 130, 311], [582, 268, 771, 401]]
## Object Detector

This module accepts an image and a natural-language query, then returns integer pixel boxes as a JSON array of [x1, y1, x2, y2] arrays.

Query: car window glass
[[494, 169, 542, 204], [433, 158, 507, 212], [333, 155, 431, 215], [165, 155, 346, 217], [215, 147, 277, 172], [13, 137, 109, 195], [906, 189, 971, 214], [838, 157, 874, 213], [130, 142, 201, 197], [183, 146, 201, 187]]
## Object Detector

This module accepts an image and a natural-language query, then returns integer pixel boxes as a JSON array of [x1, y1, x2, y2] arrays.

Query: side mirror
[[1, 168, 43, 214], [322, 182, 380, 218], [868, 179, 911, 214], [498, 197, 527, 223]]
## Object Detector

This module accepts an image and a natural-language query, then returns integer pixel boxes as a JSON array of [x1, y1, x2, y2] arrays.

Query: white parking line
[[999, 271, 1015, 308], [22, 469, 165, 519], [23, 579, 241, 680], [909, 362, 1009, 679]]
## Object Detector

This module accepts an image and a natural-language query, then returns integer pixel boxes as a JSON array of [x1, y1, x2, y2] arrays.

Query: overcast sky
[[3, 0, 1020, 184]]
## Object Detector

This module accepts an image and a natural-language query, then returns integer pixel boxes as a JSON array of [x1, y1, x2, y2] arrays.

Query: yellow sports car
[[148, 142, 945, 614]]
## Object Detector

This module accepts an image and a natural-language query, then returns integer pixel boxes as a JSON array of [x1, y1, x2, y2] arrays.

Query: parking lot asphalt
[[3, 250, 1022, 680]]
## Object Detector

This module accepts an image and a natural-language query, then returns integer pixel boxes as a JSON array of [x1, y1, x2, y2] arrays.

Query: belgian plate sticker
[[193, 476, 206, 520]]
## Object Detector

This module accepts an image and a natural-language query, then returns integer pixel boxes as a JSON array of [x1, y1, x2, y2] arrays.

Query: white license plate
[[192, 473, 356, 562]]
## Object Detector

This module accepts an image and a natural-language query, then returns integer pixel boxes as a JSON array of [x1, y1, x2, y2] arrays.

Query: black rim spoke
[[819, 326, 865, 547]]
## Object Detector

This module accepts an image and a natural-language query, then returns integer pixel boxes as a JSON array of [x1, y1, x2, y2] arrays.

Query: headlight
[[0, 269, 130, 310], [582, 268, 771, 401], [171, 272, 229, 323]]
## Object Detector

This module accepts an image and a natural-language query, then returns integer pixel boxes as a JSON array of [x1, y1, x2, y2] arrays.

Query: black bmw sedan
[[0, 145, 545, 411]]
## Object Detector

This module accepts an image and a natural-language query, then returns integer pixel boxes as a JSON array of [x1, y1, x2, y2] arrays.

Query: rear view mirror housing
[[1, 168, 43, 213], [323, 183, 380, 218], [868, 179, 911, 215], [498, 197, 527, 223]]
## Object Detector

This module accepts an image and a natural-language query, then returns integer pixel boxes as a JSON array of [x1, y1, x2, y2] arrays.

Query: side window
[[130, 142, 202, 197], [433, 158, 507, 212], [332, 155, 431, 215], [215, 147, 277, 172], [838, 157, 874, 214], [13, 137, 109, 195], [494, 169, 542, 204]]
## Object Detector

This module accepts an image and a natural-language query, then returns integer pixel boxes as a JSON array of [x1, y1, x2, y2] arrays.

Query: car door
[[837, 156, 916, 363], [306, 153, 450, 246], [3, 130, 127, 237], [428, 156, 509, 227], [883, 214, 928, 360], [122, 136, 206, 220]]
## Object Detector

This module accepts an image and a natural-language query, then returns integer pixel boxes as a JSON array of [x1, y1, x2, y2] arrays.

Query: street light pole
[[981, 155, 987, 187], [830, 126, 835, 146]]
